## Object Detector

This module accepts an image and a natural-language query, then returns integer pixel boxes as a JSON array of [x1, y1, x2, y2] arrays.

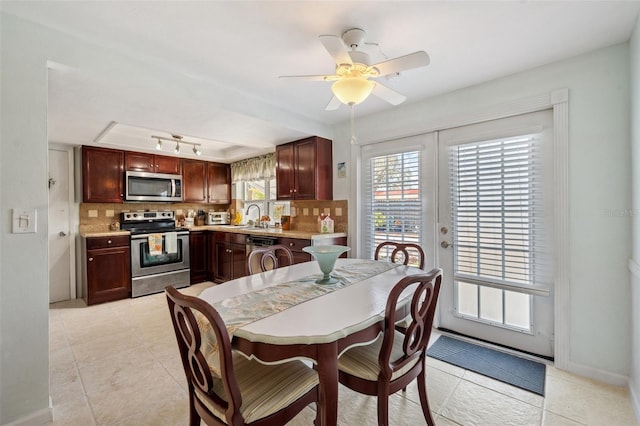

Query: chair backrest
[[374, 241, 426, 269], [165, 286, 244, 424], [247, 244, 294, 274], [378, 268, 442, 380]]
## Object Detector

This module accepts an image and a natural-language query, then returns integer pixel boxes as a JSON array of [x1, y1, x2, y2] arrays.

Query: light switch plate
[[12, 208, 37, 233]]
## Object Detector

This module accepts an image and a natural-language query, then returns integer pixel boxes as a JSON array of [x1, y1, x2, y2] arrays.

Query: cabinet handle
[[107, 240, 112, 244], [289, 243, 294, 247], [88, 257, 94, 262]]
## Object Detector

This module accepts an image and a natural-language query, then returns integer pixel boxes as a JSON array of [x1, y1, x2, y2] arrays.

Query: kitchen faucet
[[245, 203, 261, 227]]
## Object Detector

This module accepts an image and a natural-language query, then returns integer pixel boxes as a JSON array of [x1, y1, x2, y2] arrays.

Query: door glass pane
[[505, 291, 531, 330], [479, 286, 503, 323], [456, 281, 478, 317]]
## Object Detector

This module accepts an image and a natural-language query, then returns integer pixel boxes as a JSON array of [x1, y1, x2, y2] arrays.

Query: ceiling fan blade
[[372, 82, 407, 106], [279, 74, 338, 81], [325, 96, 342, 111], [319, 35, 353, 66], [370, 51, 430, 77]]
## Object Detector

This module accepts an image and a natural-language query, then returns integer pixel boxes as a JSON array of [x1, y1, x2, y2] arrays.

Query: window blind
[[449, 135, 551, 294], [363, 150, 423, 264]]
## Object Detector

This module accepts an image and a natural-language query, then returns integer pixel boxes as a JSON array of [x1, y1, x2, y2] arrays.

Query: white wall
[[0, 12, 333, 423], [334, 43, 632, 380], [629, 12, 640, 420]]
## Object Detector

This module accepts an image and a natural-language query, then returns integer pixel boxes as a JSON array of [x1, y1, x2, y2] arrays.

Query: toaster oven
[[206, 211, 230, 225]]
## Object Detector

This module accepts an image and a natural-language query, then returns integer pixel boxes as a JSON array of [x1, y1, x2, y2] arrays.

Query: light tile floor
[[48, 282, 638, 426]]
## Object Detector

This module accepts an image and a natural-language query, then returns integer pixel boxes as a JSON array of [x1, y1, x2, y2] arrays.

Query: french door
[[437, 110, 555, 358]]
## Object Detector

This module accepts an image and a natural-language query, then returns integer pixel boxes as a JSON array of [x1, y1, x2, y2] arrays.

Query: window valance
[[231, 153, 276, 181]]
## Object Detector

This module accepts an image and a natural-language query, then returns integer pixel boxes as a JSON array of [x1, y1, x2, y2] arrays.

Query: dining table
[[197, 258, 423, 426]]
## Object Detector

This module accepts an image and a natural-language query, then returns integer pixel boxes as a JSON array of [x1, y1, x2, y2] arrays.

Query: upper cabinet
[[276, 136, 333, 200], [182, 159, 231, 204], [207, 162, 232, 204], [82, 146, 124, 203], [125, 151, 181, 175]]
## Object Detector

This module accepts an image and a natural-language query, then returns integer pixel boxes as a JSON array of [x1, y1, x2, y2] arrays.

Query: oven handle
[[131, 230, 190, 240]]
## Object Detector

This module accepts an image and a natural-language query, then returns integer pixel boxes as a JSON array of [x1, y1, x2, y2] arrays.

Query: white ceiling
[[4, 1, 640, 162]]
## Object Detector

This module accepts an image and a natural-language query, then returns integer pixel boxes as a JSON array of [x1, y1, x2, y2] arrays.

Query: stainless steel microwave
[[125, 171, 183, 202]]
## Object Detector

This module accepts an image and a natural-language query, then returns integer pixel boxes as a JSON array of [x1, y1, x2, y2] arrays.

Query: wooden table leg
[[316, 342, 339, 426]]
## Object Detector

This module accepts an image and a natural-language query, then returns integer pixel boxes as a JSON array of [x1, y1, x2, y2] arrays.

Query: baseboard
[[567, 360, 629, 387], [3, 405, 52, 426], [629, 378, 640, 425]]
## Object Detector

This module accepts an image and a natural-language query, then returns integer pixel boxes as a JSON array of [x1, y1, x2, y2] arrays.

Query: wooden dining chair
[[165, 286, 319, 425], [337, 268, 443, 426], [247, 244, 294, 275], [374, 241, 426, 269]]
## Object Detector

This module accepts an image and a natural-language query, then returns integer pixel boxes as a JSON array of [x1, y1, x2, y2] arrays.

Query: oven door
[[131, 231, 190, 277]]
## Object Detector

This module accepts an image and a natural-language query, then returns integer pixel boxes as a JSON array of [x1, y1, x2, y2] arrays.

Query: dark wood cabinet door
[[125, 151, 155, 172], [213, 241, 233, 282], [294, 138, 317, 200], [189, 231, 208, 284], [82, 146, 124, 203], [154, 155, 181, 174], [182, 159, 208, 203], [278, 237, 312, 264], [86, 246, 130, 305], [276, 143, 295, 200], [207, 163, 231, 203], [231, 243, 247, 279]]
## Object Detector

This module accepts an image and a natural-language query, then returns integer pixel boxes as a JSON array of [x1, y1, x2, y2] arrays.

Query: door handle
[[441, 241, 453, 249], [59, 231, 67, 237]]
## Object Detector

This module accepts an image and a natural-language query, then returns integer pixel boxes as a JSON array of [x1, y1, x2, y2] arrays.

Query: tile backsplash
[[79, 199, 348, 234]]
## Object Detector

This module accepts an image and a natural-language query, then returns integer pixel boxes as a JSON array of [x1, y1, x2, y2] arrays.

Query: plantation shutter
[[449, 134, 552, 296], [363, 149, 423, 263]]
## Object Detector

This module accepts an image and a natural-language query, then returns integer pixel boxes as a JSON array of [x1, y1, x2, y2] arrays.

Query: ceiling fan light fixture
[[331, 76, 375, 106]]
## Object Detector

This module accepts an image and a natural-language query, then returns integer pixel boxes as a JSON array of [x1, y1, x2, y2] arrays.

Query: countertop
[[81, 226, 346, 241]]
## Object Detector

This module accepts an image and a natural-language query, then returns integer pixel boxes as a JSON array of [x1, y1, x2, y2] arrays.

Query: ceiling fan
[[280, 28, 430, 110]]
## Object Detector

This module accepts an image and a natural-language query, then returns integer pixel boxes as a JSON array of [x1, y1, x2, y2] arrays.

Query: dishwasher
[[246, 235, 279, 272]]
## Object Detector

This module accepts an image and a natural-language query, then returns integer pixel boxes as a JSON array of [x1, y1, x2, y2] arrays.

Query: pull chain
[[350, 104, 357, 145]]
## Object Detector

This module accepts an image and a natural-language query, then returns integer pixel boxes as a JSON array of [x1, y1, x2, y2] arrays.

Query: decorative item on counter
[[281, 215, 290, 230], [110, 222, 120, 231], [318, 214, 334, 233], [232, 211, 242, 225], [260, 215, 271, 228], [195, 210, 206, 226], [176, 214, 186, 227]]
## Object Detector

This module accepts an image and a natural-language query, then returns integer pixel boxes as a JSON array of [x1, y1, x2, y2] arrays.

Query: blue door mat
[[426, 335, 546, 396]]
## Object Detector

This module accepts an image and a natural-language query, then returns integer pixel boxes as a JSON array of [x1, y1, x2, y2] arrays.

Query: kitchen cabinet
[[81, 235, 131, 305], [189, 231, 208, 284], [211, 232, 247, 283], [182, 159, 231, 204], [82, 146, 125, 203], [276, 136, 333, 200], [278, 236, 349, 265], [207, 162, 231, 203], [125, 151, 181, 174]]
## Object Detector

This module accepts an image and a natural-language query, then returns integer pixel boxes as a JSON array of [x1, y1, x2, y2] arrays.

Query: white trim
[[4, 406, 53, 426], [552, 91, 570, 371], [567, 360, 629, 387], [630, 378, 640, 425], [629, 258, 640, 280]]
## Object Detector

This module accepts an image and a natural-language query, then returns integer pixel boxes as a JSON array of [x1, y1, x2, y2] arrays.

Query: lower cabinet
[[211, 232, 247, 283], [278, 236, 348, 265], [189, 231, 209, 284], [82, 235, 131, 305]]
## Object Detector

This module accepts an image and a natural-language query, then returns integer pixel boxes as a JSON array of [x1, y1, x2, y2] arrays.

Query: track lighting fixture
[[152, 134, 202, 157]]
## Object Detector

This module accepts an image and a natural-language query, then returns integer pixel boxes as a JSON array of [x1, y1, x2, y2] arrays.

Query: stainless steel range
[[121, 211, 190, 297]]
